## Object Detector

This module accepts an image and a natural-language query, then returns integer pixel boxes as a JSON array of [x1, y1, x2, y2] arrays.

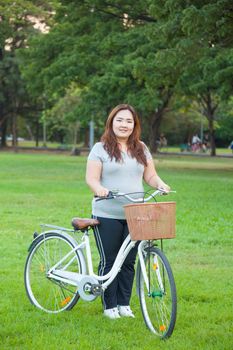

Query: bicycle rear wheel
[[24, 232, 84, 313], [138, 246, 177, 338]]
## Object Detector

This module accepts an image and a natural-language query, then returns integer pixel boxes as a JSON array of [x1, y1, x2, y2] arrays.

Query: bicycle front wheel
[[24, 232, 84, 313], [138, 246, 177, 338]]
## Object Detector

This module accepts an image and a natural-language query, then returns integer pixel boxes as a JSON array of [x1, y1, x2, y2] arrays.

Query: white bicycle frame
[[45, 227, 150, 292], [45, 189, 171, 295]]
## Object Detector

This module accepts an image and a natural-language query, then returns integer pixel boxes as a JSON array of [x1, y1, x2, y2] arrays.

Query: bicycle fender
[[27, 230, 84, 253], [27, 230, 76, 251]]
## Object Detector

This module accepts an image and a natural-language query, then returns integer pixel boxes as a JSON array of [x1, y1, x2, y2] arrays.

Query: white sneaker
[[103, 307, 121, 319], [118, 305, 135, 318]]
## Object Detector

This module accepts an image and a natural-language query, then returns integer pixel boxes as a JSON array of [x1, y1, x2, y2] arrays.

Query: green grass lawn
[[0, 152, 232, 350]]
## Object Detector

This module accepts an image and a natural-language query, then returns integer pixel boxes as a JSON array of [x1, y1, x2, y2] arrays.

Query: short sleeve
[[87, 143, 104, 162], [142, 142, 153, 161]]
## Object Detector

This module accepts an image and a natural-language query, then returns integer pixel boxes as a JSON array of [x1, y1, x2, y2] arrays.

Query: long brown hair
[[101, 104, 147, 166]]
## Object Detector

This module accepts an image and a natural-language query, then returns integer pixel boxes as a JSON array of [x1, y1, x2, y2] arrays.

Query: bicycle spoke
[[138, 247, 176, 338], [25, 233, 82, 313]]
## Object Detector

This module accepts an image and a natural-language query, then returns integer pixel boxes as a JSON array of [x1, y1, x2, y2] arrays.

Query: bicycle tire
[[24, 232, 85, 313], [138, 246, 177, 338]]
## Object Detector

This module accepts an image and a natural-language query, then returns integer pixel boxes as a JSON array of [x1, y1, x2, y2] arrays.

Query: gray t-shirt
[[88, 142, 152, 219]]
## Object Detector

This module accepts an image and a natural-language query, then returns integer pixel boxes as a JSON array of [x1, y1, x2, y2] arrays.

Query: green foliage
[[216, 97, 233, 144], [19, 1, 176, 149], [1, 0, 232, 150], [0, 0, 60, 145], [148, 0, 233, 155]]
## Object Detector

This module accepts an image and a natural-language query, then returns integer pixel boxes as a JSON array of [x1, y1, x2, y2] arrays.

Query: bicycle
[[24, 189, 177, 339]]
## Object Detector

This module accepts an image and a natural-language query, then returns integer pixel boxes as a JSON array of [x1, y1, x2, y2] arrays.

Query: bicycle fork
[[137, 241, 164, 296], [137, 241, 150, 292]]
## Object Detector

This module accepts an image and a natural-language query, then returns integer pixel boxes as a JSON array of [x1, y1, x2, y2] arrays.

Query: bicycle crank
[[90, 284, 103, 296], [78, 276, 100, 301]]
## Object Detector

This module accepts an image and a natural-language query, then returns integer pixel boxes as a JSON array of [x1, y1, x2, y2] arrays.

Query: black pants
[[92, 216, 138, 310]]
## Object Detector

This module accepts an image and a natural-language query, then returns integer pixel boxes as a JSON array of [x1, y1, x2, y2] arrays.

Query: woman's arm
[[86, 160, 109, 197], [143, 159, 170, 192]]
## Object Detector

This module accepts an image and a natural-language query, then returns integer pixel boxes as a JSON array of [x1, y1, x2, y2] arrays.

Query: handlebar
[[95, 188, 176, 203]]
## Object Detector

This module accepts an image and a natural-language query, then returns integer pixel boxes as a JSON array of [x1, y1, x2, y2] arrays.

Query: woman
[[86, 104, 170, 319]]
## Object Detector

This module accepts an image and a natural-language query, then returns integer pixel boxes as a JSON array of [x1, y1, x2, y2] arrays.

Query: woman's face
[[112, 109, 135, 141]]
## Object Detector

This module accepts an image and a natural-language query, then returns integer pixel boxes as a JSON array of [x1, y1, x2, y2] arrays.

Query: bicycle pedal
[[90, 284, 103, 296]]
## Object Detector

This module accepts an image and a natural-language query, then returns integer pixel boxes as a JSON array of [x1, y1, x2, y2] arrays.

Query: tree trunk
[[72, 122, 78, 146], [208, 117, 216, 156], [0, 113, 7, 148], [35, 120, 40, 147], [148, 91, 172, 153], [84, 128, 89, 147], [71, 122, 80, 155], [200, 91, 217, 157], [0, 49, 7, 148], [149, 109, 164, 153], [26, 123, 34, 140], [12, 113, 18, 151]]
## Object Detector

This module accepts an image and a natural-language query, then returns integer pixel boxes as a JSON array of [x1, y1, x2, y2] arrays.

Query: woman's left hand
[[157, 182, 170, 193]]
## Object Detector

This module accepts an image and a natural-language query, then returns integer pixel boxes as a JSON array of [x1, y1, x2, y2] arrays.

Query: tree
[[151, 0, 233, 155], [19, 0, 233, 154], [216, 97, 233, 145], [21, 0, 182, 151], [0, 0, 57, 148]]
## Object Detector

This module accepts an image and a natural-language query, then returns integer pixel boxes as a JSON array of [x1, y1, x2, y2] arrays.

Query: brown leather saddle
[[71, 217, 100, 230]]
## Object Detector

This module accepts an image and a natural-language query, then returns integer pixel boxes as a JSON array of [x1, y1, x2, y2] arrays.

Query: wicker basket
[[124, 202, 176, 241]]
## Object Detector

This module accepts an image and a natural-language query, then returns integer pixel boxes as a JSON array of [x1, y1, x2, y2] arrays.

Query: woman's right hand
[[95, 187, 109, 197]]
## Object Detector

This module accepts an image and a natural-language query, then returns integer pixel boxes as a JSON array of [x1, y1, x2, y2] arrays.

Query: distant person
[[192, 134, 202, 152], [157, 133, 167, 152], [160, 134, 167, 148], [229, 141, 233, 153]]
